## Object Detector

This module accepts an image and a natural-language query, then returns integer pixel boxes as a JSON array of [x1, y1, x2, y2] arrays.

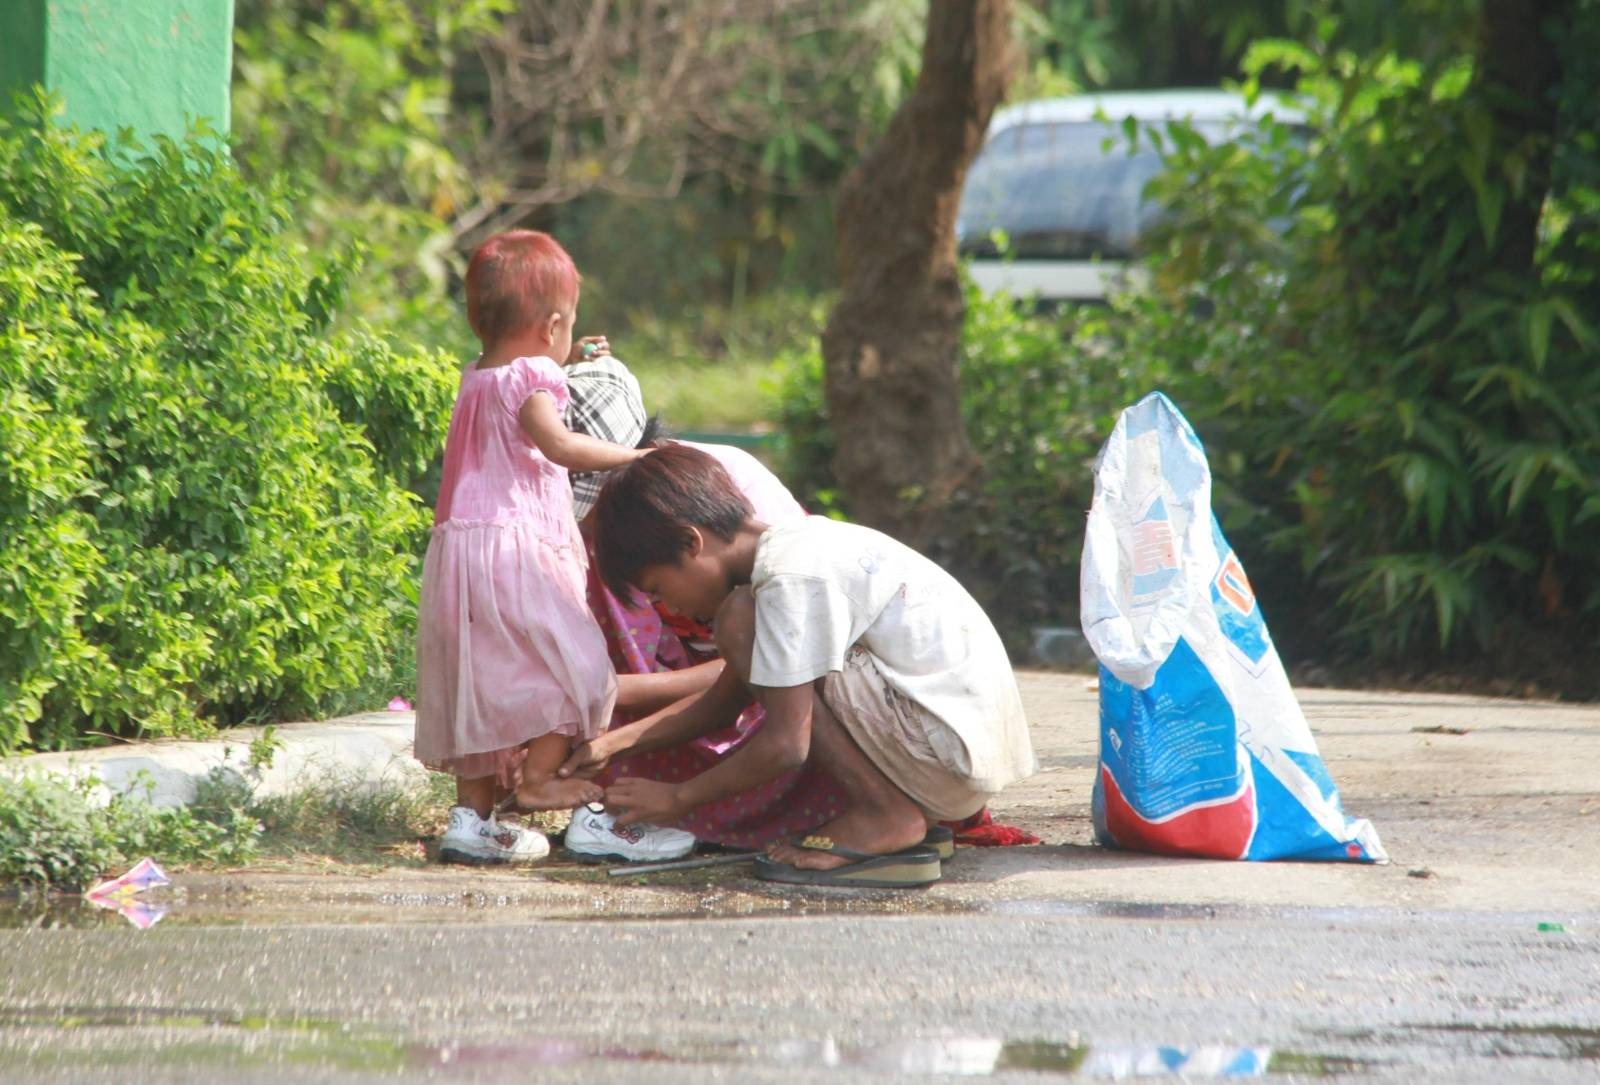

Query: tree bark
[[819, 0, 1017, 544], [1478, 0, 1571, 276]]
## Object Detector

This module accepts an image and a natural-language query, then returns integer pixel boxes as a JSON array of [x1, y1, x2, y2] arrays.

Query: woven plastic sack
[[1080, 393, 1385, 862]]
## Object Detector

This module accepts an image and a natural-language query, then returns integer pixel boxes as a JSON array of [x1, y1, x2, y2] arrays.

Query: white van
[[957, 89, 1301, 304]]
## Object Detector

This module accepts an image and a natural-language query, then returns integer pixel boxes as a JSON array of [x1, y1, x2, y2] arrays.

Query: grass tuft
[[0, 762, 470, 891], [238, 769, 454, 865], [0, 771, 261, 892]]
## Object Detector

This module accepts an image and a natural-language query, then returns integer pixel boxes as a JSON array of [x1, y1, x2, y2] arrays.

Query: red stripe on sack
[[1099, 765, 1256, 860]]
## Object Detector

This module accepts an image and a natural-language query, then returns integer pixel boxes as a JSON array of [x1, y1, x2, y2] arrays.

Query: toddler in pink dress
[[414, 230, 646, 865]]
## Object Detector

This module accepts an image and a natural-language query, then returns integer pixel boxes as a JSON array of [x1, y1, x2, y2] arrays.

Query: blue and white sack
[[1079, 392, 1385, 862]]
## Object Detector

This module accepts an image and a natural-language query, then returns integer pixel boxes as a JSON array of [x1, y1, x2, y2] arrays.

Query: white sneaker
[[438, 806, 550, 866], [564, 803, 695, 864]]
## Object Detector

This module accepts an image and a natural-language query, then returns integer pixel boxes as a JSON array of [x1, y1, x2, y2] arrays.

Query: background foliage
[[231, 0, 507, 352], [784, 2, 1600, 691], [6, 0, 1600, 756], [778, 283, 1154, 653], [0, 771, 259, 891], [230, 0, 927, 347], [0, 100, 456, 754], [1122, 5, 1600, 687]]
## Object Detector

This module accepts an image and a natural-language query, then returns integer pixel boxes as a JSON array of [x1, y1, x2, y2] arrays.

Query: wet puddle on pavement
[[3, 896, 1586, 1079], [984, 900, 1225, 920], [14, 1001, 1594, 1079], [0, 885, 1325, 930], [1325, 1021, 1600, 1063], [418, 1036, 1378, 1077], [0, 887, 984, 930], [5, 889, 1586, 932], [0, 1006, 1366, 1078]]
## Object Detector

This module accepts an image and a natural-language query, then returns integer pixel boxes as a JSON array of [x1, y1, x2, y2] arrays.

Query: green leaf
[[1502, 452, 1545, 515], [1404, 303, 1448, 346], [1524, 302, 1553, 370], [1474, 178, 1504, 249], [1432, 571, 1459, 646], [1548, 296, 1597, 349]]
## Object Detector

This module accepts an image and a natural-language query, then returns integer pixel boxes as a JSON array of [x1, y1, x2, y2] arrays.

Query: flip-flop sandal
[[753, 835, 942, 889], [924, 825, 955, 861]]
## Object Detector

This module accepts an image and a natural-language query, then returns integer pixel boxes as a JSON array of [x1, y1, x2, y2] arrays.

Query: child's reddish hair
[[464, 230, 581, 345]]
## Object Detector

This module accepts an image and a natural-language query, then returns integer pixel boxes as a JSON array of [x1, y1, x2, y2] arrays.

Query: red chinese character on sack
[[1133, 519, 1177, 575]]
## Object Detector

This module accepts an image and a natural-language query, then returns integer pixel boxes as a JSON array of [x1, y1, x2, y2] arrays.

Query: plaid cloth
[[564, 356, 648, 519]]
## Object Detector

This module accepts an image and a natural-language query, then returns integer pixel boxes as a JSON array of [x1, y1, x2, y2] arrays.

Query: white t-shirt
[[749, 518, 1035, 793]]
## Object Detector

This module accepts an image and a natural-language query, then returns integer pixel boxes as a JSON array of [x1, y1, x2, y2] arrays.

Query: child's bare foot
[[501, 775, 603, 813], [765, 808, 926, 872]]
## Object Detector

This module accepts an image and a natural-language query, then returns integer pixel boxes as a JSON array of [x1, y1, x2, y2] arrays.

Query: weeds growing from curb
[[0, 772, 261, 892], [0, 753, 464, 892], [210, 769, 456, 865]]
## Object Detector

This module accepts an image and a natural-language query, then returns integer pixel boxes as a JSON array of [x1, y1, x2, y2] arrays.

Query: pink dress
[[414, 355, 617, 782]]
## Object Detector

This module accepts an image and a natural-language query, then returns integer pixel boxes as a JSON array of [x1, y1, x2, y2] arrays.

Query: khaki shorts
[[820, 646, 989, 822]]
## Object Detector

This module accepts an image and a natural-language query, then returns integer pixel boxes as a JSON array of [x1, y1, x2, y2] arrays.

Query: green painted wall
[[0, 0, 233, 140], [0, 2, 49, 107]]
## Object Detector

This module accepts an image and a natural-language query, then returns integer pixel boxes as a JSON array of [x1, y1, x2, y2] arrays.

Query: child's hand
[[605, 778, 687, 827], [569, 335, 610, 364]]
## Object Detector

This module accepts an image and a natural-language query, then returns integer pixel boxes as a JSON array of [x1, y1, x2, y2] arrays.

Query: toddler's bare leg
[[505, 732, 604, 811], [456, 775, 497, 819]]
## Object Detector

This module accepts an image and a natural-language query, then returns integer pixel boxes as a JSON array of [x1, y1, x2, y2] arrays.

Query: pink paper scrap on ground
[[85, 895, 170, 930], [387, 696, 413, 711], [86, 856, 170, 900], [85, 857, 172, 930]]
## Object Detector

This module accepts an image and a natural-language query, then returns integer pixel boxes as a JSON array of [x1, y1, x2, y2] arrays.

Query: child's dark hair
[[637, 414, 666, 448], [593, 444, 753, 599], [464, 230, 580, 344]]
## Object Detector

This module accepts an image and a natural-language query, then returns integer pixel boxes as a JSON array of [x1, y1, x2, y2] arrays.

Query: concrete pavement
[[3, 672, 1599, 1082], [6, 669, 1598, 917]]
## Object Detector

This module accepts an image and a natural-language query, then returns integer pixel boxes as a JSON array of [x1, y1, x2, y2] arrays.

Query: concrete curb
[[1, 710, 425, 808]]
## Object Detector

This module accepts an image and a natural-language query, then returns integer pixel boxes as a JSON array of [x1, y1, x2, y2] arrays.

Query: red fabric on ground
[[939, 807, 1040, 847], [655, 602, 716, 651]]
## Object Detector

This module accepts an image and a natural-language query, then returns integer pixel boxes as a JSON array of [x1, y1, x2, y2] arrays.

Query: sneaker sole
[[438, 846, 547, 866], [566, 847, 694, 866], [438, 846, 508, 866]]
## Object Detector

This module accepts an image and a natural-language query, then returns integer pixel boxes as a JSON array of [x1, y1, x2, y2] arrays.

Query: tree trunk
[[819, 0, 1017, 544], [1478, 0, 1570, 276]]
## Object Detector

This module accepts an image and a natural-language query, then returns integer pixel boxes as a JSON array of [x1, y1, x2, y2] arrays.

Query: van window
[[957, 119, 1228, 261]]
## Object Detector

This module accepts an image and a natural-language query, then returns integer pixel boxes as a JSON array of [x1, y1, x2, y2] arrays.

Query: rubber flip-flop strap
[[790, 834, 883, 864]]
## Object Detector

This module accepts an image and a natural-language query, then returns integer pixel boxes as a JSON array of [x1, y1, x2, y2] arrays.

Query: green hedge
[[0, 100, 457, 753]]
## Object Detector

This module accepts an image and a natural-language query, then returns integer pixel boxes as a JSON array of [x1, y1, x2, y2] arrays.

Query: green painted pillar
[[0, 0, 234, 141]]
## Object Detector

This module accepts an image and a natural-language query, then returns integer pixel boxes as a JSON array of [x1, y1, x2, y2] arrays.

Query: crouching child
[[584, 444, 1036, 887]]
